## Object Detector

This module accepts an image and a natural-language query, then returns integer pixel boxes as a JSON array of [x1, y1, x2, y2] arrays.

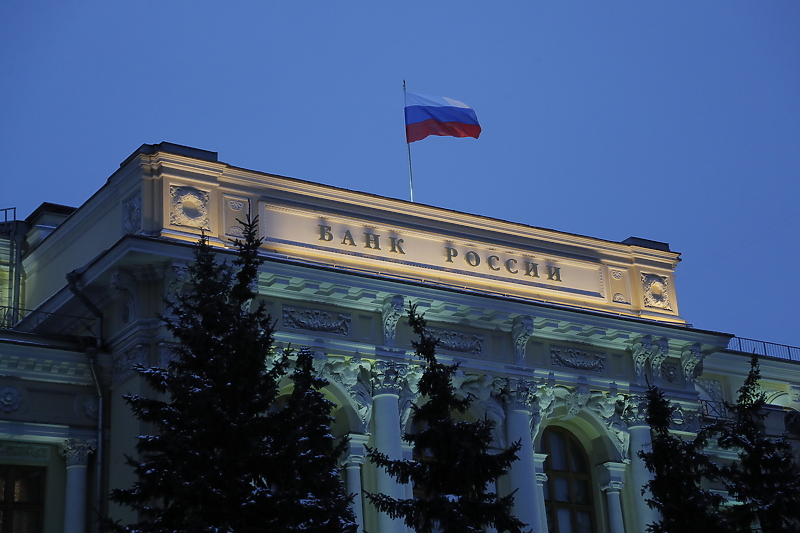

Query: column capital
[[60, 438, 96, 467], [372, 361, 410, 396], [501, 378, 538, 412], [598, 461, 627, 493]]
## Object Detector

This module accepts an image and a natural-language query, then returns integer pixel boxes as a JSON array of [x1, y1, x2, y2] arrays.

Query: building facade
[[1, 142, 799, 533]]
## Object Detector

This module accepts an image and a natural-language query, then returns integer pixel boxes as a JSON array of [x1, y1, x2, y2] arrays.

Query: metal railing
[[727, 337, 800, 363], [0, 306, 97, 339], [0, 207, 16, 223]]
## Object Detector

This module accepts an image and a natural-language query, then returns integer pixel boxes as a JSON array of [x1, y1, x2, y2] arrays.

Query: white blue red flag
[[404, 92, 481, 143]]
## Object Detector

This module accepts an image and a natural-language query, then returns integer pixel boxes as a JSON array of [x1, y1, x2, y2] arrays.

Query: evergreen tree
[[108, 215, 290, 533], [270, 346, 358, 533], [717, 356, 800, 532], [367, 305, 527, 533], [639, 385, 732, 533]]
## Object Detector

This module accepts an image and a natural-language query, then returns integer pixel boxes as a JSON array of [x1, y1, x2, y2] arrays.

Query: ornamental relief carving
[[282, 306, 351, 336], [123, 194, 142, 235], [60, 438, 96, 467], [0, 443, 49, 460], [381, 295, 404, 347], [427, 326, 483, 355], [641, 273, 672, 311], [324, 356, 373, 433], [550, 346, 605, 373], [0, 386, 23, 412], [512, 316, 534, 366], [170, 185, 210, 230], [112, 344, 148, 384]]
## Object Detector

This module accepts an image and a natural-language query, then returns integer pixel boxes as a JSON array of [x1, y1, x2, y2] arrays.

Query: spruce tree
[[639, 385, 732, 533], [270, 346, 358, 533], [717, 356, 800, 532], [367, 305, 526, 533], [108, 215, 290, 533]]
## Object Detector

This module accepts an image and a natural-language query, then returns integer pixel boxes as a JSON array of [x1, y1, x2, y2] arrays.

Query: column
[[60, 438, 97, 533], [598, 462, 627, 533], [346, 437, 368, 533], [625, 397, 659, 533], [533, 453, 550, 533], [503, 379, 538, 530], [371, 362, 407, 533]]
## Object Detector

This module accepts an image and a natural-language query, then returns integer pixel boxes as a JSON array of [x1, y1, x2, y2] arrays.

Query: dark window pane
[[12, 509, 42, 533], [576, 511, 593, 533], [13, 470, 43, 503], [557, 508, 573, 533], [574, 479, 590, 505], [549, 431, 567, 471], [0, 472, 5, 502], [569, 444, 587, 473], [543, 478, 551, 501], [554, 477, 570, 502]]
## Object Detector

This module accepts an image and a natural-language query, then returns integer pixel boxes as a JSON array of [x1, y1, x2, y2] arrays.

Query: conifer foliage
[[109, 215, 290, 533], [716, 357, 800, 532], [271, 346, 357, 533], [638, 386, 731, 533], [367, 305, 527, 533]]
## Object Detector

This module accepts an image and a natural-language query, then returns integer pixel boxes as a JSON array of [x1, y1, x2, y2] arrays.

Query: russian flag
[[404, 92, 481, 143]]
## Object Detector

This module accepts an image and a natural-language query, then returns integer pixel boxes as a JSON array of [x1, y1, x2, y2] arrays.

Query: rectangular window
[[0, 466, 45, 533]]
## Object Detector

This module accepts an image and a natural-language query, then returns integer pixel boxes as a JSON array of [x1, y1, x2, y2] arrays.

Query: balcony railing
[[0, 306, 97, 339], [727, 337, 800, 363]]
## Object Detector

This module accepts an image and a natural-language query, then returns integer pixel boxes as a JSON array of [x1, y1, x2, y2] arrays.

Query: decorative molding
[[650, 338, 670, 381], [60, 438, 96, 467], [111, 269, 138, 324], [611, 270, 623, 280], [428, 326, 483, 355], [164, 262, 189, 303], [123, 194, 142, 235], [551, 346, 605, 373], [631, 336, 654, 382], [0, 443, 49, 460], [170, 185, 210, 230], [563, 377, 591, 419], [641, 273, 672, 311], [622, 395, 649, 428], [282, 305, 351, 336], [661, 362, 679, 383], [112, 344, 148, 384], [0, 386, 23, 412], [613, 293, 626, 303], [381, 295, 404, 347], [681, 343, 704, 384], [371, 361, 410, 396], [325, 356, 373, 433], [82, 395, 99, 419], [512, 315, 534, 366], [500, 378, 537, 412], [671, 405, 701, 433]]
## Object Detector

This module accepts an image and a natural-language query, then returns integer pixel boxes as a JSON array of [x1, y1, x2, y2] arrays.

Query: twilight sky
[[1, 2, 798, 347]]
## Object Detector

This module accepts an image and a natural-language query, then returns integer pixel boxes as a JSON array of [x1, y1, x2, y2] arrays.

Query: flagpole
[[403, 80, 414, 202]]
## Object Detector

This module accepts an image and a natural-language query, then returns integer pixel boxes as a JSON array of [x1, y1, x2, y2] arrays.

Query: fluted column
[[60, 438, 96, 533], [502, 379, 538, 530], [598, 461, 627, 533], [371, 361, 408, 533], [624, 397, 658, 533]]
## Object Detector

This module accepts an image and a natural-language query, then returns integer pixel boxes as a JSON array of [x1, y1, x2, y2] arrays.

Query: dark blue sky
[[2, 2, 798, 346]]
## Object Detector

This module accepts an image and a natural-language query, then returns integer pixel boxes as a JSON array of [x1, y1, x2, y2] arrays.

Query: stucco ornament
[[0, 386, 23, 412], [170, 185, 210, 230], [641, 273, 672, 311]]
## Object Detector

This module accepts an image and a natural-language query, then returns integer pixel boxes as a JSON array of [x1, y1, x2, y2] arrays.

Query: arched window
[[542, 426, 596, 533]]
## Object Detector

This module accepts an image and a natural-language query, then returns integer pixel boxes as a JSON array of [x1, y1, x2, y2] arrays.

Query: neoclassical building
[[1, 142, 798, 533]]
